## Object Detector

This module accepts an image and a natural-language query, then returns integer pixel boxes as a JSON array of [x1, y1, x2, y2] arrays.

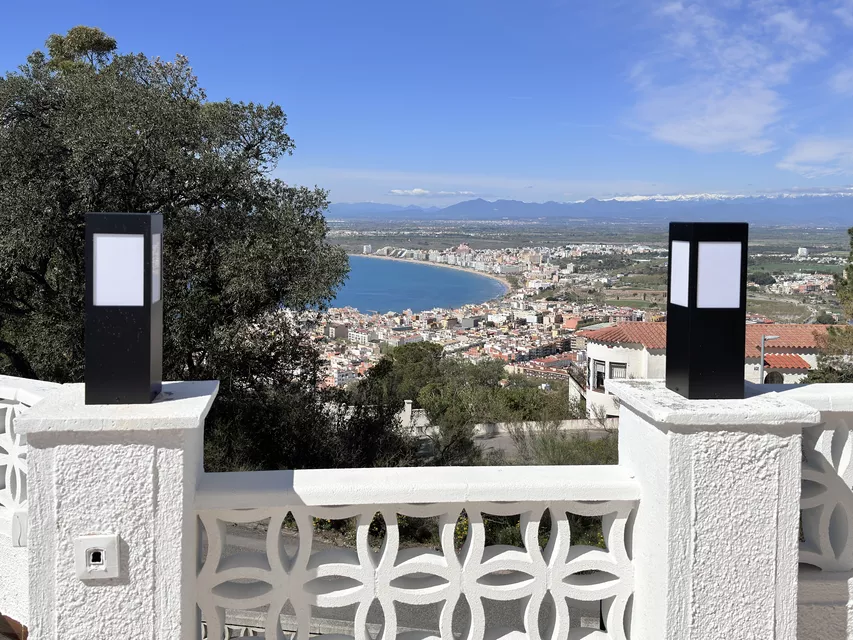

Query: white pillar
[[609, 379, 819, 640], [16, 381, 218, 640]]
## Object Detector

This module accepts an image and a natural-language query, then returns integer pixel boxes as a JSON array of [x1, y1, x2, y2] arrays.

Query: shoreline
[[347, 253, 513, 299]]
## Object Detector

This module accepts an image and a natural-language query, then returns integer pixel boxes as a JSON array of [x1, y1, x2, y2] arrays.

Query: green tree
[[815, 311, 837, 325], [749, 272, 777, 286], [0, 28, 416, 471], [806, 227, 853, 384]]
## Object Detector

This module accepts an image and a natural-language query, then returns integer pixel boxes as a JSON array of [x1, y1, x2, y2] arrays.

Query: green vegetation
[[748, 260, 843, 276], [351, 342, 586, 466], [605, 299, 660, 309], [807, 227, 853, 384], [746, 297, 811, 323], [0, 27, 426, 472], [749, 272, 777, 286]]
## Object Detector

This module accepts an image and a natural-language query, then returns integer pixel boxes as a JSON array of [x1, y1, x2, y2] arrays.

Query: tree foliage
[[806, 227, 853, 384], [351, 343, 586, 466], [748, 272, 777, 286], [0, 28, 425, 471]]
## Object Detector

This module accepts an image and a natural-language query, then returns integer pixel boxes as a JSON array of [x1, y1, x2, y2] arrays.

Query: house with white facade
[[581, 322, 827, 417]]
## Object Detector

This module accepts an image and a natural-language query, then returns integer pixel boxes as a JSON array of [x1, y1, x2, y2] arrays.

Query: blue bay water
[[332, 255, 508, 313]]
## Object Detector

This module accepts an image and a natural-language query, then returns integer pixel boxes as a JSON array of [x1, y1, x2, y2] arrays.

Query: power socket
[[74, 534, 121, 580]]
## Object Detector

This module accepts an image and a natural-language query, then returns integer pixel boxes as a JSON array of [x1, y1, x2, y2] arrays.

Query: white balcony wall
[[7, 373, 853, 639], [0, 375, 59, 627]]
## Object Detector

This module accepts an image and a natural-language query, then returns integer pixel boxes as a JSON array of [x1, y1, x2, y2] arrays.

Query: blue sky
[[3, 0, 853, 204]]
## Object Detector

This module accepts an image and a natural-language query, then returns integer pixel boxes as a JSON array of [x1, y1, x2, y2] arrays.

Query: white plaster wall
[[798, 569, 853, 640], [672, 428, 801, 639], [587, 389, 619, 417], [744, 361, 810, 384], [0, 530, 28, 626], [26, 432, 196, 639], [587, 342, 649, 417], [744, 360, 763, 384], [646, 349, 666, 379], [19, 381, 216, 640], [611, 380, 815, 640], [616, 404, 670, 639]]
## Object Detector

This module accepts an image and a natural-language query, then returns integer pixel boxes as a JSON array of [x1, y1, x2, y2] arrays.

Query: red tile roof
[[764, 354, 811, 370], [582, 322, 827, 356], [745, 324, 827, 357], [581, 323, 667, 349]]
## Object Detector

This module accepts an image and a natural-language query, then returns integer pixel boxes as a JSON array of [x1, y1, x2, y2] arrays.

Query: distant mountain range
[[327, 193, 853, 225]]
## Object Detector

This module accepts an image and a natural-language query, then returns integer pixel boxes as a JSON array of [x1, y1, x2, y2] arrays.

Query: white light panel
[[93, 234, 144, 307], [152, 233, 161, 303], [697, 241, 742, 308], [669, 241, 690, 307]]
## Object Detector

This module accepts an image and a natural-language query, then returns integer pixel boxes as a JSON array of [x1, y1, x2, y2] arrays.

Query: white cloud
[[777, 137, 853, 177], [835, 0, 853, 28], [631, 1, 828, 154], [830, 65, 853, 95], [277, 165, 679, 203], [637, 83, 781, 154], [389, 188, 477, 198]]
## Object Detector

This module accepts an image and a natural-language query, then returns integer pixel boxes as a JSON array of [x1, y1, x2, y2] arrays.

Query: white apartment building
[[349, 329, 377, 345], [333, 368, 359, 387]]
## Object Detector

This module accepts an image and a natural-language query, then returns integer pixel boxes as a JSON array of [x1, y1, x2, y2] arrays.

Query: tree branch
[[0, 339, 37, 379]]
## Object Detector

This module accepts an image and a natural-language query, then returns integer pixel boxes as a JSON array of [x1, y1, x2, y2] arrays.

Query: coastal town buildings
[[314, 241, 836, 393]]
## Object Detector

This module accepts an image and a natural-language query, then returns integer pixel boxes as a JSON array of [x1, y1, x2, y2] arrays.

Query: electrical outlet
[[74, 534, 120, 580]]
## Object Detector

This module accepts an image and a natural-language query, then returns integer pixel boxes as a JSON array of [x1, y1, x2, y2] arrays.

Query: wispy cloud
[[777, 137, 853, 177], [389, 188, 477, 198], [830, 64, 853, 95], [630, 1, 829, 155], [835, 0, 853, 28], [278, 166, 678, 203]]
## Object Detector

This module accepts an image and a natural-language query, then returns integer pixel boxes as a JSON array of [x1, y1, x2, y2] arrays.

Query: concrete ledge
[[608, 379, 821, 431], [798, 567, 853, 640], [15, 381, 219, 435], [196, 464, 639, 509], [747, 382, 853, 414], [0, 375, 60, 407]]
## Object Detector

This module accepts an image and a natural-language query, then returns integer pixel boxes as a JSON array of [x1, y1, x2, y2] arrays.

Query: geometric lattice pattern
[[0, 403, 29, 513], [198, 500, 635, 640], [801, 412, 853, 571]]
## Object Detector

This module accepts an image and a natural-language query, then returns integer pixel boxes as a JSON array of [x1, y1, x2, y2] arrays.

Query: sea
[[332, 255, 508, 314]]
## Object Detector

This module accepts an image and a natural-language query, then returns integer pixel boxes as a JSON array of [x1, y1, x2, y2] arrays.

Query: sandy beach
[[348, 253, 513, 295]]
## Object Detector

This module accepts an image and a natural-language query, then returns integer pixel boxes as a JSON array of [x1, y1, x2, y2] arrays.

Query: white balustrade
[[801, 411, 853, 570], [196, 466, 638, 640], [760, 383, 853, 572], [0, 375, 59, 546], [9, 374, 845, 639]]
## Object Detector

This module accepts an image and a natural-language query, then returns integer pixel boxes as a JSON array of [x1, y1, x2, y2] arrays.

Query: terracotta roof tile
[[583, 322, 827, 357], [745, 324, 827, 357], [582, 323, 667, 349], [764, 354, 811, 370]]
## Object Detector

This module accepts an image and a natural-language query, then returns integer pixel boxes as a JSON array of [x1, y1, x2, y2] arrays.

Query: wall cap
[[196, 464, 639, 510], [15, 380, 219, 435], [608, 379, 821, 430], [0, 375, 61, 407], [745, 381, 853, 413]]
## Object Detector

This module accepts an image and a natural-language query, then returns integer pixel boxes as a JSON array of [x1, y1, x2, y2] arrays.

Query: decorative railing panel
[[801, 409, 853, 570], [196, 466, 637, 640], [0, 376, 59, 546]]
